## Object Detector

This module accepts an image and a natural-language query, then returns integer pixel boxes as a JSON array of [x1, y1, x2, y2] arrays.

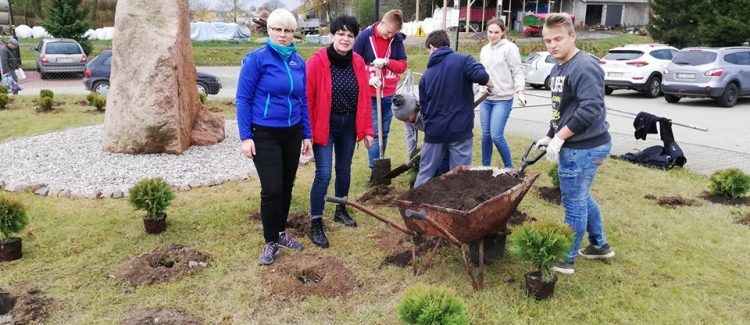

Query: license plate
[[676, 73, 695, 79], [608, 72, 623, 78], [57, 57, 74, 63]]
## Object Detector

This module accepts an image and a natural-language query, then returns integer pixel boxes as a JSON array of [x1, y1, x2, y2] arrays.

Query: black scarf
[[327, 44, 352, 67]]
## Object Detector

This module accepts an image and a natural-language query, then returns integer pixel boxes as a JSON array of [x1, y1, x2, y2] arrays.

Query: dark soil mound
[[537, 186, 561, 205], [249, 212, 310, 238], [0, 287, 55, 324], [114, 244, 210, 286], [380, 236, 437, 268], [261, 254, 359, 300], [400, 170, 521, 211], [699, 192, 750, 206], [357, 185, 402, 207], [507, 210, 537, 226], [368, 229, 412, 253], [736, 213, 750, 226], [648, 194, 701, 208], [122, 308, 203, 325]]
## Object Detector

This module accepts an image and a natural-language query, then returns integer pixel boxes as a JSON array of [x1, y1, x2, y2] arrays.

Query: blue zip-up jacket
[[419, 47, 490, 143], [352, 23, 407, 65], [236, 42, 312, 140]]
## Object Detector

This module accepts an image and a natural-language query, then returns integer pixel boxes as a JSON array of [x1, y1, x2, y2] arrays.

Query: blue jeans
[[558, 141, 612, 263], [480, 99, 513, 167], [414, 138, 473, 188], [367, 96, 393, 168], [310, 115, 357, 216]]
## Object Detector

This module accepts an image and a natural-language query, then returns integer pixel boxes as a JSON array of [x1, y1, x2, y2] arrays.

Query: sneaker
[[257, 242, 278, 265], [278, 231, 304, 250], [579, 244, 615, 259], [551, 261, 575, 275]]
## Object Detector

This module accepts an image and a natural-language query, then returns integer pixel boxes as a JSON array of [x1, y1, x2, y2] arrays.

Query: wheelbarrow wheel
[[469, 233, 506, 266]]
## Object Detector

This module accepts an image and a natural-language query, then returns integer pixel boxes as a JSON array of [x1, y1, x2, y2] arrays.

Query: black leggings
[[252, 124, 302, 243]]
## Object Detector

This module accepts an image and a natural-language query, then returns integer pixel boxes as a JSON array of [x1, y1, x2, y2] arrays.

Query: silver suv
[[662, 47, 750, 107]]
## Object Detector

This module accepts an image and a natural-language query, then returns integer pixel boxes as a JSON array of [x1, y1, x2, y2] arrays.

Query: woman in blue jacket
[[236, 8, 312, 266]]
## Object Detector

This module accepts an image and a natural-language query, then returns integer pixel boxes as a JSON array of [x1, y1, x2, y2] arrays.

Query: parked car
[[82, 50, 222, 96], [33, 38, 87, 79], [523, 51, 599, 90], [599, 44, 678, 97], [662, 47, 750, 107]]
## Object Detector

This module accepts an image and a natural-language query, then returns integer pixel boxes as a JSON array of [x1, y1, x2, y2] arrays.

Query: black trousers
[[252, 124, 302, 243]]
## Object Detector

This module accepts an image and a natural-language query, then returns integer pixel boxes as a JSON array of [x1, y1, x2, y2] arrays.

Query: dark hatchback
[[82, 50, 222, 95]]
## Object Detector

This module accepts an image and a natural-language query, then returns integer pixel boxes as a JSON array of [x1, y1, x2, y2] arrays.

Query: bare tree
[[262, 0, 286, 11], [221, 0, 252, 23]]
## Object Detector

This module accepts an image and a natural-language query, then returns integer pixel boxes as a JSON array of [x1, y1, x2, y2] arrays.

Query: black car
[[82, 50, 222, 95]]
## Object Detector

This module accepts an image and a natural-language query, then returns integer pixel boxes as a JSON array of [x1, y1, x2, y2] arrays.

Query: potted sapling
[[0, 195, 29, 261], [508, 220, 574, 300], [128, 177, 175, 234]]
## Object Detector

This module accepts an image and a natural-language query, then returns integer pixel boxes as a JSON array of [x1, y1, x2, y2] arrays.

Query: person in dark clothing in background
[[0, 38, 21, 94], [413, 30, 496, 188], [534, 13, 615, 275]]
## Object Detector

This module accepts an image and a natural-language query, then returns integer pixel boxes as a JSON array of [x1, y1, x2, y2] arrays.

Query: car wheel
[[716, 83, 738, 107], [197, 82, 208, 95], [664, 94, 681, 103], [544, 75, 552, 90], [40, 72, 48, 80], [642, 75, 662, 98], [93, 81, 110, 95], [531, 84, 543, 90], [605, 86, 614, 95]]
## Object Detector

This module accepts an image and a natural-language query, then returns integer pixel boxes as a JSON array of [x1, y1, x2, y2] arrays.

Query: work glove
[[545, 135, 565, 163], [372, 58, 389, 68], [516, 91, 527, 107], [369, 76, 382, 88], [535, 136, 552, 150]]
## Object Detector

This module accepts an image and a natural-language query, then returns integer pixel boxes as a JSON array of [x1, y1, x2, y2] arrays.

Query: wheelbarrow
[[324, 143, 546, 290]]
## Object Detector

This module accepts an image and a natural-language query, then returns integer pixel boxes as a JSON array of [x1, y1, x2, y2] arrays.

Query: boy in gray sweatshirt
[[535, 13, 614, 275]]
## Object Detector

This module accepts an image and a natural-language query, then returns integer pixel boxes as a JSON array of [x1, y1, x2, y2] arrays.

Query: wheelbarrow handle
[[324, 195, 348, 205], [404, 209, 427, 220]]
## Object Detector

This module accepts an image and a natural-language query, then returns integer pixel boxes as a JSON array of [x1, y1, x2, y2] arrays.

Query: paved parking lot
[[19, 66, 749, 175]]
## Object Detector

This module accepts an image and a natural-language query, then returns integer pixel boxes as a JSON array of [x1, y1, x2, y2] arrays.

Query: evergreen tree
[[647, 0, 702, 48], [41, 0, 93, 55], [697, 0, 750, 46]]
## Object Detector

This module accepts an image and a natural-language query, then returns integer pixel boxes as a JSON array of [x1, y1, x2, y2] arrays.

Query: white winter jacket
[[479, 39, 525, 100]]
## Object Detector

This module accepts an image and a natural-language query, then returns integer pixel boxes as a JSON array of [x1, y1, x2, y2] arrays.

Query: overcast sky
[[196, 0, 302, 10]]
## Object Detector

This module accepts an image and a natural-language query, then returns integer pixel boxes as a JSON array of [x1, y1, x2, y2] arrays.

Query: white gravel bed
[[0, 120, 257, 198]]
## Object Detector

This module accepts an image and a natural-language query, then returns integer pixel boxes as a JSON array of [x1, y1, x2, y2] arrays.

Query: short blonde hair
[[383, 9, 404, 29], [267, 8, 297, 30], [544, 13, 575, 35]]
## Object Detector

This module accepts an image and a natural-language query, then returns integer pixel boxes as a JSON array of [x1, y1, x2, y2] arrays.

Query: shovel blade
[[371, 158, 392, 186]]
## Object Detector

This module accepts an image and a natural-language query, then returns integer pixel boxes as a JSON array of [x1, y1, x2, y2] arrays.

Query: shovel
[[371, 68, 392, 186], [384, 149, 421, 179], [513, 141, 547, 179]]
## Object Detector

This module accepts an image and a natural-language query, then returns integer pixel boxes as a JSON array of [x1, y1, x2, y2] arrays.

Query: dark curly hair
[[330, 15, 360, 37]]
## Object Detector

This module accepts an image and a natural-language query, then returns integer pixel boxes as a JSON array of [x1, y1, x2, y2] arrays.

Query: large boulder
[[102, 0, 224, 154]]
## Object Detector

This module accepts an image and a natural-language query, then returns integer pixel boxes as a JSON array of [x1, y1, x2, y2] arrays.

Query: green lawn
[[1, 95, 748, 323]]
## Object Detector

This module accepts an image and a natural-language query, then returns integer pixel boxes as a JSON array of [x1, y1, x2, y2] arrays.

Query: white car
[[599, 44, 679, 97], [523, 51, 600, 90]]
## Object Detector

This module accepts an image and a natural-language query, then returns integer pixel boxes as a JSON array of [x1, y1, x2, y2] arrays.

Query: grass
[[1, 94, 749, 324]]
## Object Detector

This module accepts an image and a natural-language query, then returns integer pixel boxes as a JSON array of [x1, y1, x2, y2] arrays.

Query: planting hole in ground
[[122, 308, 203, 325], [380, 236, 438, 268], [536, 186, 561, 205], [261, 254, 358, 300], [401, 170, 522, 211], [644, 194, 701, 208], [0, 287, 54, 324], [114, 244, 210, 286]]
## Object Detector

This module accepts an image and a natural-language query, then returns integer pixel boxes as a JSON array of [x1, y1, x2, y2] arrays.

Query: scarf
[[267, 37, 297, 61], [326, 44, 353, 67]]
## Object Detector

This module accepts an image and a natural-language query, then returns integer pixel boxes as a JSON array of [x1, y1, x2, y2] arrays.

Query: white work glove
[[545, 136, 565, 163], [372, 58, 389, 68], [369, 76, 382, 88], [516, 91, 527, 107], [535, 136, 552, 150]]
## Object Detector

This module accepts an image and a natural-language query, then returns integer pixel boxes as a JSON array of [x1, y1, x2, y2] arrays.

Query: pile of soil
[[699, 192, 750, 206], [248, 212, 310, 238], [0, 287, 55, 324], [507, 210, 537, 226], [367, 229, 412, 253], [260, 254, 358, 300], [400, 170, 522, 211], [536, 186, 561, 205], [380, 236, 437, 268], [357, 185, 402, 206], [122, 308, 203, 325], [644, 194, 700, 208], [114, 244, 211, 286], [735, 213, 750, 226]]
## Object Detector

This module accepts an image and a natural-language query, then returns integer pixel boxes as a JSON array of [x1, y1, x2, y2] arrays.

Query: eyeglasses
[[334, 32, 355, 39], [270, 27, 295, 35]]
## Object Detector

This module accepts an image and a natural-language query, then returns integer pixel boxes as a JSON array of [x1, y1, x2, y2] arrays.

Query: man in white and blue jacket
[[413, 30, 496, 188]]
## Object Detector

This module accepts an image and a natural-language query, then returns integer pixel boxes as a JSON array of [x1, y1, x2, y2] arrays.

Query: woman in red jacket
[[306, 15, 374, 248]]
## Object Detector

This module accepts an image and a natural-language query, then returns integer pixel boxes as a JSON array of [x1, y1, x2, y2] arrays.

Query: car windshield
[[46, 43, 82, 55], [523, 53, 540, 63], [672, 51, 718, 66], [603, 50, 644, 61]]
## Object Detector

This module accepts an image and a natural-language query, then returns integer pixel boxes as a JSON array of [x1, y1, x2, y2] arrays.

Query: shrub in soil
[[38, 96, 54, 112], [93, 95, 107, 111], [397, 284, 468, 325], [0, 85, 7, 94], [548, 163, 560, 188], [129, 178, 175, 234], [708, 168, 750, 199], [508, 220, 574, 300], [86, 92, 97, 105], [0, 195, 28, 261], [0, 93, 8, 110], [198, 92, 207, 104], [39, 89, 54, 100]]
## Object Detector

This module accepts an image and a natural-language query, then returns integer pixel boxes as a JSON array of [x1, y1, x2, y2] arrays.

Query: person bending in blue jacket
[[414, 30, 496, 188], [236, 9, 312, 266]]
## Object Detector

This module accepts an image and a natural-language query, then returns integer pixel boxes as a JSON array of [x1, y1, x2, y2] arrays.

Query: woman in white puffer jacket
[[478, 18, 526, 168]]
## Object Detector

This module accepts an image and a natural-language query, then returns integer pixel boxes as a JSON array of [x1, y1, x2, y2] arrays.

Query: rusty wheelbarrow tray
[[326, 167, 540, 290]]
